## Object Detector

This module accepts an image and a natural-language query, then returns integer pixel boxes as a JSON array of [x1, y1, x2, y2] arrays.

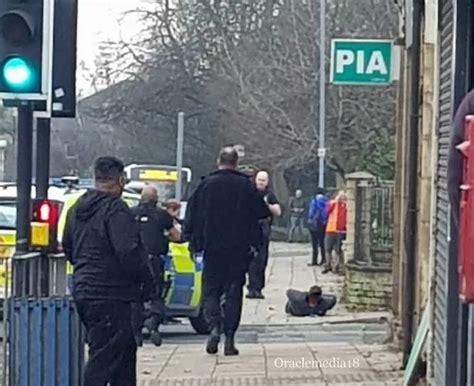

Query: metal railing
[[3, 251, 84, 386], [370, 180, 394, 250]]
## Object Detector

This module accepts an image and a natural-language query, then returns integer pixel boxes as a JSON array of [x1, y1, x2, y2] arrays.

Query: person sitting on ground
[[285, 285, 337, 317]]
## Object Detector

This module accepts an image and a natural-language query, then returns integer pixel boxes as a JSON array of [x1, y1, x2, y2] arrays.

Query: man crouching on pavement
[[185, 147, 271, 356], [285, 285, 337, 317], [63, 156, 153, 386]]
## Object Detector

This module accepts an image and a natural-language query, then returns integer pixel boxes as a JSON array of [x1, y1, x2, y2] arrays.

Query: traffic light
[[51, 0, 77, 117], [0, 0, 51, 98], [31, 199, 59, 251]]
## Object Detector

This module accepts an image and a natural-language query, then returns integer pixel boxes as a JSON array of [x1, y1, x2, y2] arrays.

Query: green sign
[[330, 39, 393, 85]]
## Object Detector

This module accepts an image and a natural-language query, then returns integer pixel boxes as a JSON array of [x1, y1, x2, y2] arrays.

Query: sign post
[[330, 39, 393, 86], [176, 112, 184, 202], [318, 0, 326, 188]]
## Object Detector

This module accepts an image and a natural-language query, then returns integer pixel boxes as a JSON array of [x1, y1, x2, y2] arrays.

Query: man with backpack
[[307, 188, 329, 266]]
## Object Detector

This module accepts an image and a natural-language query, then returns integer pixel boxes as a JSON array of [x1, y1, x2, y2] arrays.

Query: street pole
[[318, 0, 326, 188], [36, 117, 51, 296], [176, 112, 184, 202], [0, 144, 6, 182], [14, 103, 33, 298], [16, 103, 33, 255], [36, 118, 50, 200]]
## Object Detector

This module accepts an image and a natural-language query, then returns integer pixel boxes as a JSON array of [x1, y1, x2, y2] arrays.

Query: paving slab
[[138, 342, 403, 385]]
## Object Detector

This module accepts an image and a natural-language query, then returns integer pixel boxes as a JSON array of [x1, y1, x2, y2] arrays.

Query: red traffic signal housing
[[458, 116, 474, 302], [31, 199, 59, 251]]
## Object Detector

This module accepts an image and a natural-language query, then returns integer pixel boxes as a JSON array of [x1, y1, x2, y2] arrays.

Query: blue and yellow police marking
[[165, 243, 202, 308]]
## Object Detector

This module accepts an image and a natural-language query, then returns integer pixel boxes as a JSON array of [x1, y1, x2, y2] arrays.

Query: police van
[[0, 177, 210, 334]]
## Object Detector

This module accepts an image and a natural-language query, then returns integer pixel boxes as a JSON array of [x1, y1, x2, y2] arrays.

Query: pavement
[[137, 242, 403, 385], [241, 242, 390, 326], [137, 342, 402, 385]]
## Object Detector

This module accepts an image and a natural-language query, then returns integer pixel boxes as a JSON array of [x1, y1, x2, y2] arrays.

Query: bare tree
[[201, 0, 397, 183], [73, 0, 398, 196]]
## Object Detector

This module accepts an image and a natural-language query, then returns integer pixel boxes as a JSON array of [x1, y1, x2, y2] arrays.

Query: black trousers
[[76, 300, 136, 386], [248, 237, 270, 292], [131, 255, 167, 337], [202, 252, 247, 334], [310, 226, 326, 265]]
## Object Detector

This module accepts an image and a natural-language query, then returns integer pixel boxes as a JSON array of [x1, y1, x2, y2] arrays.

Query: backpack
[[308, 196, 327, 231]]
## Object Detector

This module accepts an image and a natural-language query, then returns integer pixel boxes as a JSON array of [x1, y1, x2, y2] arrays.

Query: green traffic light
[[2, 57, 35, 92]]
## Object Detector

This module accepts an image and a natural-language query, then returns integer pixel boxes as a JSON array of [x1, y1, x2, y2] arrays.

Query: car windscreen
[[0, 202, 16, 230]]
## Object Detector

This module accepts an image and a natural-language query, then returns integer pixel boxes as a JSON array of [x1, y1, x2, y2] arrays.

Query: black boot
[[206, 327, 221, 354], [246, 290, 258, 299], [224, 333, 239, 356], [308, 255, 317, 266], [150, 330, 163, 347]]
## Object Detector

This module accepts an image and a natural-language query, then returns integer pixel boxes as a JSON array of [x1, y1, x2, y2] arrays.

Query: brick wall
[[344, 262, 393, 311]]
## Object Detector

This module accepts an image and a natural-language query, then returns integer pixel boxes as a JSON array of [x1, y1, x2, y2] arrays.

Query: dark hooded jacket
[[63, 190, 153, 302]]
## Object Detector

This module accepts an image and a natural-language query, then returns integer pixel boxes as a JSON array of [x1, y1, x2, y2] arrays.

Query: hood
[[316, 194, 327, 203], [75, 190, 116, 221]]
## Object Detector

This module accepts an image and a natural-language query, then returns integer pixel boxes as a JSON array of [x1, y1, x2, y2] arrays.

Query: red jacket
[[326, 200, 347, 233]]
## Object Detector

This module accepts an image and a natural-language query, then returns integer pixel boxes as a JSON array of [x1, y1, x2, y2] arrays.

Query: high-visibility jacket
[[326, 200, 347, 234]]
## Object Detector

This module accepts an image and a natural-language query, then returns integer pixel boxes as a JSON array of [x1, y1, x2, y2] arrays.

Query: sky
[[77, 0, 155, 97]]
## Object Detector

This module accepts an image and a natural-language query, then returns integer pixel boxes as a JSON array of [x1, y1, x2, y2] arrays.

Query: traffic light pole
[[36, 118, 50, 199], [13, 103, 34, 298], [36, 117, 51, 296], [16, 103, 33, 255]]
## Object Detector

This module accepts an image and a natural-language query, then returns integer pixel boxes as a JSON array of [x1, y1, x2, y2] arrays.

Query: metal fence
[[5, 252, 85, 386], [370, 180, 394, 249]]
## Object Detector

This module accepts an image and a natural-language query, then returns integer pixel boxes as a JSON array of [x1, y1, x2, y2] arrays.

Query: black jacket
[[184, 169, 270, 258], [63, 190, 153, 302], [131, 202, 174, 257], [285, 289, 337, 317]]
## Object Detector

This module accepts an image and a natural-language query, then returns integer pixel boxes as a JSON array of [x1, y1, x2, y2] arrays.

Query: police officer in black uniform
[[247, 170, 281, 299], [131, 186, 181, 346], [185, 147, 271, 356]]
